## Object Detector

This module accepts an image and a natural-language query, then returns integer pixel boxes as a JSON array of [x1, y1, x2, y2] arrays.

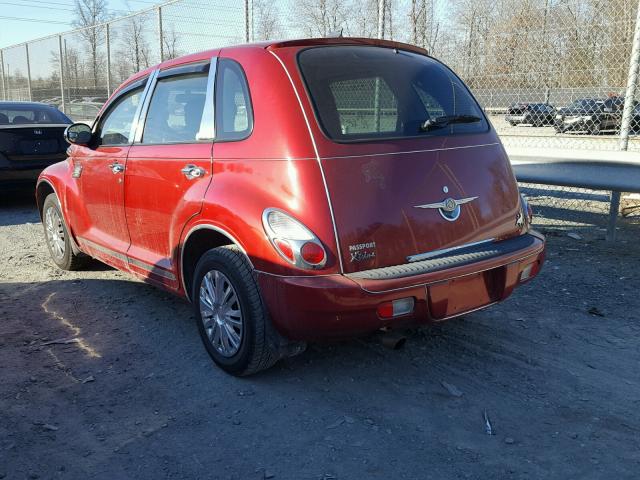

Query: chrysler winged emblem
[[414, 195, 477, 222]]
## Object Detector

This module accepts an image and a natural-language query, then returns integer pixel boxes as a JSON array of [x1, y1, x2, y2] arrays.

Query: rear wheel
[[42, 193, 87, 270], [193, 245, 278, 376]]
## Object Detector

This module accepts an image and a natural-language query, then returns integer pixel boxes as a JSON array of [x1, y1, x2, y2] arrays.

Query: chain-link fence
[[0, 0, 245, 123], [519, 183, 640, 240], [2, 0, 640, 151], [1, 0, 639, 237]]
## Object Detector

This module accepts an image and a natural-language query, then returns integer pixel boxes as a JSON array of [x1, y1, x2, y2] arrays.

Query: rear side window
[[142, 72, 209, 144], [298, 46, 488, 142], [215, 59, 253, 141]]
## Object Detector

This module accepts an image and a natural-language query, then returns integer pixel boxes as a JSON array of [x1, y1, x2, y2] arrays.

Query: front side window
[[98, 88, 143, 145], [215, 59, 253, 141], [142, 72, 209, 144], [298, 46, 488, 142]]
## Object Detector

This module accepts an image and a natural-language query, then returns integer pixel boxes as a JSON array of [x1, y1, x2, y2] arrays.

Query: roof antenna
[[327, 28, 344, 38]]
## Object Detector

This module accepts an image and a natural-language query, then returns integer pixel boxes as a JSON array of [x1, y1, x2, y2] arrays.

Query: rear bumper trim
[[347, 234, 538, 282]]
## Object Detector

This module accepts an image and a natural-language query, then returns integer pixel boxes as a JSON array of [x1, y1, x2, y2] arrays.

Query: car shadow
[[0, 275, 512, 383], [0, 190, 40, 226]]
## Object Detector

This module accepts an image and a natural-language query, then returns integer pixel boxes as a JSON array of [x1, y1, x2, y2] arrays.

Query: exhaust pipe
[[378, 330, 407, 350]]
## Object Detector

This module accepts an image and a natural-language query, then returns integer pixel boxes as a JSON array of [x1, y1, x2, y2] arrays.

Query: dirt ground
[[1, 191, 639, 480]]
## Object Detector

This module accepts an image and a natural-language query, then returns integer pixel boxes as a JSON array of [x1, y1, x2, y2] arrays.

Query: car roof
[[117, 37, 430, 93]]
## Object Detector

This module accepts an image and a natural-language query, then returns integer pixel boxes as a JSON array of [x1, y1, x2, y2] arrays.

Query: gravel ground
[[1, 191, 639, 480]]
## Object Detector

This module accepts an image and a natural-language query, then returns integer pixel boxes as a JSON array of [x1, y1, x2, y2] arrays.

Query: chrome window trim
[[179, 224, 251, 301], [406, 238, 495, 263], [132, 68, 159, 144], [92, 75, 150, 142], [269, 49, 345, 273], [196, 56, 218, 141]]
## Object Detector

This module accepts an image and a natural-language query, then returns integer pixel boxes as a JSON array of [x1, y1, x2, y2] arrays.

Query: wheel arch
[[180, 224, 253, 302], [36, 178, 82, 255], [35, 179, 57, 220]]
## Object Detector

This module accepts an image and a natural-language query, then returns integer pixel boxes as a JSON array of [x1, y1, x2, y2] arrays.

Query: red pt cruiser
[[37, 38, 545, 375]]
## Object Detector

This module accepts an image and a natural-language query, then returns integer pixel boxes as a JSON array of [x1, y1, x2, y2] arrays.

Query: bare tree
[[73, 0, 109, 88], [352, 0, 378, 38], [162, 27, 181, 60], [409, 0, 440, 52], [253, 0, 282, 40], [296, 0, 348, 37], [119, 15, 151, 72]]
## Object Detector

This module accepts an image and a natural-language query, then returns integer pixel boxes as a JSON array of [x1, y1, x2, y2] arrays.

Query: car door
[[124, 61, 215, 287], [72, 78, 150, 269]]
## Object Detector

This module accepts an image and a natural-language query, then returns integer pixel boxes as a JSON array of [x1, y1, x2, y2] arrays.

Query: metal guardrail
[[509, 150, 640, 241]]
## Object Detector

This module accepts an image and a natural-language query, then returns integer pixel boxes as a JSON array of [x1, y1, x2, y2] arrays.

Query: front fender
[[37, 160, 82, 253]]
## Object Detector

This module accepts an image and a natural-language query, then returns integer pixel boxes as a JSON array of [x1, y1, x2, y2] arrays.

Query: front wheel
[[42, 193, 87, 270], [193, 246, 279, 376]]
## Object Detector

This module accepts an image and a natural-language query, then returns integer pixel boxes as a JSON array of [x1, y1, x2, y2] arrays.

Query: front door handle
[[181, 164, 205, 180], [109, 162, 125, 174]]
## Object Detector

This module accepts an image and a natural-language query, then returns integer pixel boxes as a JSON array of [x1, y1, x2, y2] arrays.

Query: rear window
[[0, 105, 71, 125], [298, 46, 488, 142]]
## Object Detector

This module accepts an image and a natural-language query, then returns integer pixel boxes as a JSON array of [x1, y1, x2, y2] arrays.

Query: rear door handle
[[109, 163, 125, 174], [181, 164, 205, 180]]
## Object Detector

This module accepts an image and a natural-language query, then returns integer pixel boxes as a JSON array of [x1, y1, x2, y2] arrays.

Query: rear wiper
[[420, 114, 482, 132]]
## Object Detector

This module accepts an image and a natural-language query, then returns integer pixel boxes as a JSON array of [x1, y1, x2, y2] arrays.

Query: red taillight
[[274, 238, 294, 262], [377, 298, 415, 319], [300, 242, 326, 265]]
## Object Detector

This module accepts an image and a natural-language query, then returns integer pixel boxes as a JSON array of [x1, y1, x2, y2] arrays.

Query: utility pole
[[245, 0, 250, 43], [619, 0, 640, 152], [377, 0, 386, 39]]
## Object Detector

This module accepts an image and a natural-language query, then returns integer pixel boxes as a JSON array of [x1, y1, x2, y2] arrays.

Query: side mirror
[[64, 122, 93, 145]]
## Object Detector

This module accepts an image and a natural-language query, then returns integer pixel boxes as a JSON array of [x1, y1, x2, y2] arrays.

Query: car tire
[[589, 121, 601, 135], [42, 193, 88, 271], [192, 245, 279, 376]]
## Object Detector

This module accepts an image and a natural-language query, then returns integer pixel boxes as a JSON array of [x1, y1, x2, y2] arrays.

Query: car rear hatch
[[297, 45, 522, 274], [0, 126, 68, 168]]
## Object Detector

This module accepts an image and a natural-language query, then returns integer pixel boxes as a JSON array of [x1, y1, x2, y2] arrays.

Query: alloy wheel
[[199, 270, 243, 357], [45, 206, 66, 260]]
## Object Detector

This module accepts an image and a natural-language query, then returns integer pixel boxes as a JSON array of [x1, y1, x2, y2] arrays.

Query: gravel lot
[[1, 191, 639, 480]]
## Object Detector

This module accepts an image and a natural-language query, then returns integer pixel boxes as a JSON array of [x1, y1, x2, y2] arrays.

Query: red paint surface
[[38, 38, 545, 340]]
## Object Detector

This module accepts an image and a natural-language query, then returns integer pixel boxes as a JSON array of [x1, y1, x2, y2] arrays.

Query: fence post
[[244, 0, 249, 43], [610, 1, 640, 241], [619, 0, 640, 152], [377, 0, 386, 39], [25, 43, 33, 101], [58, 35, 65, 113], [158, 6, 164, 62], [106, 24, 112, 96], [0, 49, 6, 101]]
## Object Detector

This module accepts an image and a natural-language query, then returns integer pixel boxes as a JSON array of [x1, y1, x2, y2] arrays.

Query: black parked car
[[0, 102, 72, 190], [554, 97, 626, 135], [505, 103, 555, 127]]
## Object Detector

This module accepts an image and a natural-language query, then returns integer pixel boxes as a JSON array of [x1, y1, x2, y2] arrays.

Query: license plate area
[[427, 267, 505, 320], [19, 139, 60, 155]]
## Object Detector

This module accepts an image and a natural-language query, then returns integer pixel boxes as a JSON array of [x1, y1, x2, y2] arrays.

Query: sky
[[0, 0, 162, 49]]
